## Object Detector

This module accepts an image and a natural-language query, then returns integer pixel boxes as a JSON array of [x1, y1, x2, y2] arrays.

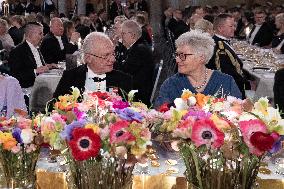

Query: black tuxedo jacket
[[167, 18, 189, 39], [249, 22, 274, 47], [207, 35, 249, 99], [8, 26, 24, 46], [272, 33, 284, 54], [9, 41, 45, 88], [274, 68, 284, 118], [53, 64, 133, 100], [121, 38, 154, 106], [96, 18, 107, 32], [40, 32, 66, 64]]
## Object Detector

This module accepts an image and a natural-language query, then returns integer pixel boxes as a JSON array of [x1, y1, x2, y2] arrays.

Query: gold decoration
[[165, 159, 178, 166], [258, 167, 271, 175], [150, 160, 160, 167]]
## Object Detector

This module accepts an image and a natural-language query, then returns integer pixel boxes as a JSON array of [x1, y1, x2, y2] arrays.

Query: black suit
[[274, 68, 284, 118], [40, 32, 66, 64], [271, 33, 284, 54], [167, 18, 189, 39], [248, 22, 274, 47], [120, 38, 154, 106], [8, 26, 24, 46], [53, 64, 133, 99], [109, 1, 122, 22], [96, 18, 108, 32], [207, 35, 249, 99], [9, 41, 45, 88]]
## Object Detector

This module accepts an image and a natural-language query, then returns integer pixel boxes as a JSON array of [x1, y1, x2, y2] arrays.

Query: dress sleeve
[[154, 79, 173, 108], [229, 77, 242, 99]]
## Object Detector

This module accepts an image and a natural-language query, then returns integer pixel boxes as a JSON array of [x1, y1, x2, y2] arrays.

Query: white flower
[[21, 129, 34, 144], [174, 98, 188, 110], [128, 90, 138, 102], [187, 96, 197, 106]]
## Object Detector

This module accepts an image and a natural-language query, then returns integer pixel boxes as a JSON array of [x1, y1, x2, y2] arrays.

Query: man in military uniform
[[207, 13, 250, 99]]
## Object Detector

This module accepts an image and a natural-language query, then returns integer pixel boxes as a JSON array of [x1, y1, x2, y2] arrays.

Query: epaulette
[[218, 41, 225, 50]]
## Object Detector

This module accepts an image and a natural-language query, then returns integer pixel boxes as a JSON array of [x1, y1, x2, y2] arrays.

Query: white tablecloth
[[29, 70, 62, 112], [242, 62, 275, 104]]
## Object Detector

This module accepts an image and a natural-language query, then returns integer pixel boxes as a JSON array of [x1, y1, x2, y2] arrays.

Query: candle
[[3, 1, 9, 17]]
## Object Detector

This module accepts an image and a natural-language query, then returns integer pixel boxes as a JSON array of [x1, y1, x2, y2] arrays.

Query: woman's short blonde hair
[[194, 19, 213, 34]]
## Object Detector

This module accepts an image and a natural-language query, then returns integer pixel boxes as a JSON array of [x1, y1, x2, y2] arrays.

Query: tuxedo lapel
[[248, 25, 256, 38], [23, 41, 37, 68]]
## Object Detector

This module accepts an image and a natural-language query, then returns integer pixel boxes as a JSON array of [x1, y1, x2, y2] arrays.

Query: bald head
[[83, 32, 115, 74], [50, 17, 64, 36]]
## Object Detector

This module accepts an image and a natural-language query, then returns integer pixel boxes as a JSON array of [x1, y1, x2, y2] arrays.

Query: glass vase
[[67, 154, 134, 189], [0, 148, 40, 189], [179, 142, 261, 189]]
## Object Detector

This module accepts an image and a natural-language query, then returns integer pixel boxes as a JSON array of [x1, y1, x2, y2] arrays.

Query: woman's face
[[275, 17, 283, 30], [175, 45, 204, 75]]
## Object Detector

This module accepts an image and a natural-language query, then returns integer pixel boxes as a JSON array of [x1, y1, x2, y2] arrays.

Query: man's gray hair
[[24, 22, 43, 36], [176, 30, 215, 64], [82, 32, 113, 54], [121, 20, 142, 39]]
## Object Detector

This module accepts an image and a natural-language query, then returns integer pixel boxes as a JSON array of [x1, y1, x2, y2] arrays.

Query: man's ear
[[84, 54, 91, 64]]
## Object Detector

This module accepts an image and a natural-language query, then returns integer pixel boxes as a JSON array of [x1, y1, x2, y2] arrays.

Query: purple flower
[[183, 109, 211, 120], [270, 140, 282, 154], [113, 100, 129, 109], [115, 108, 143, 122], [12, 128, 23, 144], [74, 107, 86, 120], [60, 120, 86, 141]]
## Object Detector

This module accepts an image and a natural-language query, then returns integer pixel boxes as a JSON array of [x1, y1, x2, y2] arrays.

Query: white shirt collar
[[87, 66, 106, 79], [26, 40, 37, 49]]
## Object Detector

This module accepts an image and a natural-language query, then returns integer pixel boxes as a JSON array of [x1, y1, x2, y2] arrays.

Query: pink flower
[[239, 119, 267, 156], [172, 119, 194, 139], [113, 100, 129, 109], [191, 119, 224, 149], [17, 117, 32, 129], [11, 145, 21, 153], [109, 120, 135, 144], [26, 144, 37, 153]]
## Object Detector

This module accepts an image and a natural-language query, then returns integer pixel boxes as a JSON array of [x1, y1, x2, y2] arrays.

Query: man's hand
[[36, 65, 49, 74]]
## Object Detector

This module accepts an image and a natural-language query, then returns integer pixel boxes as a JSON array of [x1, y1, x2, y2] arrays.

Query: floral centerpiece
[[153, 89, 284, 189], [0, 115, 42, 188], [43, 88, 151, 189]]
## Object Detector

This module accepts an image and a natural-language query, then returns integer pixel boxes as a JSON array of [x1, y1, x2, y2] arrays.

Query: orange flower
[[3, 138, 17, 150], [181, 90, 193, 101], [195, 93, 210, 107]]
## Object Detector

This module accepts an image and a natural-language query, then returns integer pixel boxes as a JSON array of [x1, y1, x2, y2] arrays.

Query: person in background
[[0, 19, 14, 53], [9, 22, 53, 88], [247, 8, 273, 47], [194, 18, 214, 36], [8, 15, 25, 46], [155, 30, 241, 108], [207, 13, 249, 99], [168, 9, 189, 39], [62, 20, 80, 54], [40, 17, 66, 64], [272, 13, 284, 54], [120, 20, 154, 106], [274, 68, 284, 118]]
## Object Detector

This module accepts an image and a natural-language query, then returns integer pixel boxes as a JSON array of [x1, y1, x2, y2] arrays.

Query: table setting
[[231, 41, 284, 103], [0, 87, 284, 189]]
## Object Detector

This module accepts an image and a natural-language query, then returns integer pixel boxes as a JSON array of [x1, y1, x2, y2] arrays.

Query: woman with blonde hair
[[194, 18, 214, 36]]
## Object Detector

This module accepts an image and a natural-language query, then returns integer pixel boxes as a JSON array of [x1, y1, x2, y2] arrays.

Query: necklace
[[193, 68, 208, 90]]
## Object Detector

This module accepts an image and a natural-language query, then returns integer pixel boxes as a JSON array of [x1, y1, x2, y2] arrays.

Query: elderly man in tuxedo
[[120, 20, 154, 106], [53, 32, 132, 99], [9, 22, 55, 88], [40, 17, 78, 64]]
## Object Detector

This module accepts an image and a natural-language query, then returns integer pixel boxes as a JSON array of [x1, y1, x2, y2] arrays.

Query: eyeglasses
[[85, 52, 115, 60], [175, 52, 194, 61]]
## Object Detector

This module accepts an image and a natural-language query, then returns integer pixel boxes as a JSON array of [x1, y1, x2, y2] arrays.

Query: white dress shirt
[[85, 66, 106, 92], [55, 36, 64, 50], [26, 40, 43, 68], [248, 24, 261, 44]]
